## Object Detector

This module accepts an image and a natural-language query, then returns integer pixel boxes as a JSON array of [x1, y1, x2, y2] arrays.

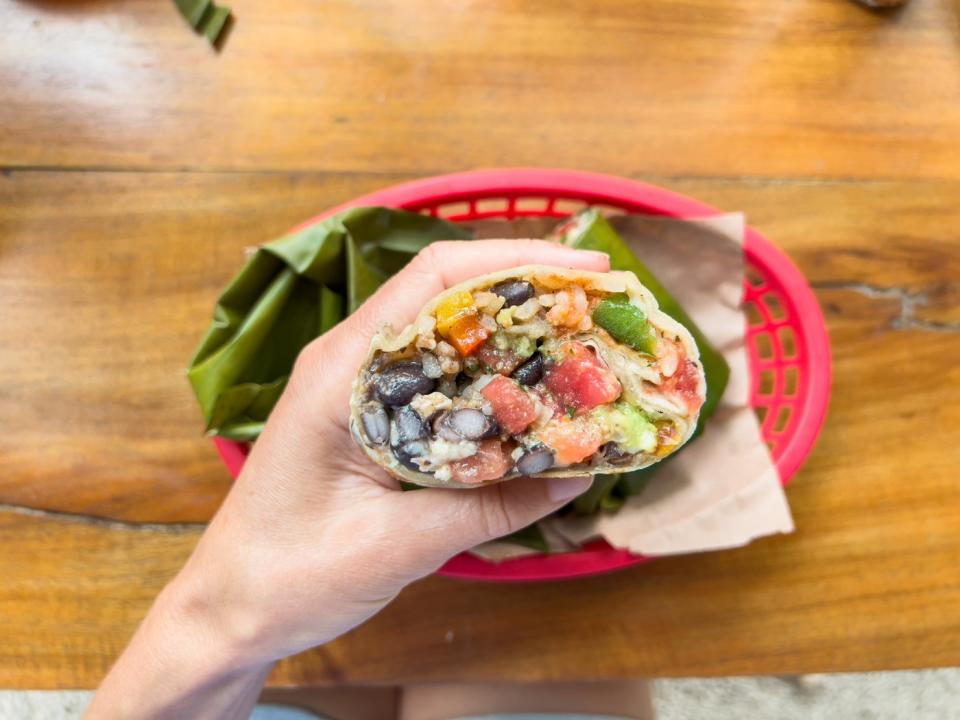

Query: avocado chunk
[[594, 401, 657, 455]]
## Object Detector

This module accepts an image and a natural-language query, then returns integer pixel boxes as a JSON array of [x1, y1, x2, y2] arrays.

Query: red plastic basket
[[213, 169, 831, 582]]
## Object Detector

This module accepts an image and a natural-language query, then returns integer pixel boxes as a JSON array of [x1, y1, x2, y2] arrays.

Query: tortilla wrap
[[349, 263, 705, 488]]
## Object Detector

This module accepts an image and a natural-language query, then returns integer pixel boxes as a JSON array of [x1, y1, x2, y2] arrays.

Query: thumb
[[392, 475, 593, 575]]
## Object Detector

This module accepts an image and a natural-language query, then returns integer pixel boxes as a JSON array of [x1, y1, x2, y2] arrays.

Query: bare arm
[[87, 241, 604, 719]]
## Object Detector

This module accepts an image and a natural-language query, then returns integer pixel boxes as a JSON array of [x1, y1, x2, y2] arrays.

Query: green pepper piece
[[592, 295, 658, 355]]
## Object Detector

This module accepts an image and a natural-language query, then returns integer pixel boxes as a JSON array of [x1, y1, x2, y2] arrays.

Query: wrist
[[88, 561, 274, 719], [164, 538, 275, 673]]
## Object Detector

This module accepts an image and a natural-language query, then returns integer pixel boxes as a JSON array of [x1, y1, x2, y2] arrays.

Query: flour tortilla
[[349, 262, 705, 488]]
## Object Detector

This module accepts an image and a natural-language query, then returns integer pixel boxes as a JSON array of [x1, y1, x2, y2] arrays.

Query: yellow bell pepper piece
[[435, 291, 476, 334]]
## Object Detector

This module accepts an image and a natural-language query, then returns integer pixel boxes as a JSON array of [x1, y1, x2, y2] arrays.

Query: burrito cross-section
[[349, 263, 706, 488]]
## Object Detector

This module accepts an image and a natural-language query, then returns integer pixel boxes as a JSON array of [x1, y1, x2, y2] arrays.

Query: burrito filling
[[357, 278, 703, 484]]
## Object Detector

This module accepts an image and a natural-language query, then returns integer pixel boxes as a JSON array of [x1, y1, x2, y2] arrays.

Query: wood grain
[[0, 171, 410, 522], [2, 0, 960, 180], [2, 172, 958, 523], [1, 172, 959, 687], [3, 0, 960, 691]]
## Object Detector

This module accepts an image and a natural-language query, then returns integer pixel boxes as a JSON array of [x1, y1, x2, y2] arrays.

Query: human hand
[[89, 240, 608, 719]]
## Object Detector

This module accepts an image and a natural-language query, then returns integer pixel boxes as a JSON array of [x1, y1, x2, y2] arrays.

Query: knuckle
[[413, 240, 461, 270], [288, 329, 351, 400], [291, 335, 329, 381], [478, 484, 518, 539], [412, 242, 442, 268]]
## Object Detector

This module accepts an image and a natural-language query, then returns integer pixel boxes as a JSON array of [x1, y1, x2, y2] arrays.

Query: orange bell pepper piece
[[446, 314, 490, 356]]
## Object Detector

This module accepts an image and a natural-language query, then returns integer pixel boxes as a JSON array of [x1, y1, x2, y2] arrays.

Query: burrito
[[350, 264, 706, 488]]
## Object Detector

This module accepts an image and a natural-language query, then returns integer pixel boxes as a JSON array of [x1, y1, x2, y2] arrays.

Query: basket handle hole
[[758, 369, 775, 396], [763, 293, 787, 321], [777, 326, 798, 359], [784, 367, 799, 396], [475, 198, 510, 214], [744, 301, 764, 327], [746, 266, 766, 289], [553, 198, 588, 215], [754, 332, 774, 360], [591, 204, 628, 217], [436, 201, 471, 219], [773, 406, 792, 433], [514, 197, 551, 213]]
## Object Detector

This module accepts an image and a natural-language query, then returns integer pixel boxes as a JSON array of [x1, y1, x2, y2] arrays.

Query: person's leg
[[258, 686, 399, 720], [399, 680, 655, 720]]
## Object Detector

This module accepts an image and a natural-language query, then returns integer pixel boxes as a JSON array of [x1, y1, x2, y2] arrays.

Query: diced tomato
[[530, 385, 561, 422], [481, 375, 538, 435], [663, 358, 703, 413], [476, 342, 521, 375], [449, 439, 513, 484], [544, 342, 621, 414], [537, 419, 604, 465], [445, 314, 490, 356]]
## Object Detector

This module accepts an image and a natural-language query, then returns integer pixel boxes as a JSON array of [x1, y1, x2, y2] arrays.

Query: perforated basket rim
[[212, 168, 832, 582]]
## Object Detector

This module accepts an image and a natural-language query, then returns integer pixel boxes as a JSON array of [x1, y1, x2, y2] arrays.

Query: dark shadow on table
[[845, 0, 911, 19]]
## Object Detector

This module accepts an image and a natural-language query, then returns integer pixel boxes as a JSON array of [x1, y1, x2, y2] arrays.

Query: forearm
[[87, 569, 274, 720]]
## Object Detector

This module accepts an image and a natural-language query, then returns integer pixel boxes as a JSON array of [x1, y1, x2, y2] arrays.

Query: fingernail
[[547, 475, 593, 502], [563, 248, 608, 261], [578, 250, 611, 269]]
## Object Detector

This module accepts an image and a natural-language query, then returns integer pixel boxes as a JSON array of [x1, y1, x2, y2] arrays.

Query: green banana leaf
[[188, 205, 728, 544], [552, 209, 731, 515], [500, 524, 550, 553], [174, 0, 232, 45], [187, 207, 471, 440], [571, 473, 621, 515]]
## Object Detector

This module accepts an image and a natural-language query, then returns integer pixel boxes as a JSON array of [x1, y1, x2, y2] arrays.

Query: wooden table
[[1, 0, 958, 690]]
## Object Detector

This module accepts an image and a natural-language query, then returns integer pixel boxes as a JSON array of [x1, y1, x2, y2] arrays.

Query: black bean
[[444, 408, 492, 441], [511, 352, 545, 386], [433, 413, 462, 442], [360, 406, 389, 446], [516, 448, 555, 475], [394, 405, 427, 444], [601, 443, 634, 466], [372, 360, 436, 406], [480, 417, 501, 439], [394, 439, 429, 472], [491, 280, 535, 308]]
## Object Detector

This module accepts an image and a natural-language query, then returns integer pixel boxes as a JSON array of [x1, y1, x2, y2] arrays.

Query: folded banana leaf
[[189, 205, 727, 541], [500, 523, 550, 553], [551, 209, 731, 515], [187, 207, 471, 440], [174, 0, 232, 45]]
